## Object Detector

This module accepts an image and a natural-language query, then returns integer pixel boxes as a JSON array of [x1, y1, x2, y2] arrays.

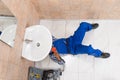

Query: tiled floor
[[36, 20, 120, 80]]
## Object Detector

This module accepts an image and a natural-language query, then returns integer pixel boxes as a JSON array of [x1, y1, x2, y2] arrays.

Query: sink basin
[[0, 24, 17, 47], [22, 25, 52, 61]]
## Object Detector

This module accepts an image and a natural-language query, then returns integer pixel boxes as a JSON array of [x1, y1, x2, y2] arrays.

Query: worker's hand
[[51, 47, 61, 61], [51, 47, 57, 52]]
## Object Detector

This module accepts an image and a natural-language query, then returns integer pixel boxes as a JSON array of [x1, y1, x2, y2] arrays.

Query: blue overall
[[53, 22, 102, 57]]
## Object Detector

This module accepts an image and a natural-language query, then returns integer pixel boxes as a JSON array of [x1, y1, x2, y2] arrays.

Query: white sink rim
[[22, 25, 52, 61]]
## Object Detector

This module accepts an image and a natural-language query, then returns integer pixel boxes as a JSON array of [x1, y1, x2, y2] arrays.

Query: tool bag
[[28, 67, 62, 80]]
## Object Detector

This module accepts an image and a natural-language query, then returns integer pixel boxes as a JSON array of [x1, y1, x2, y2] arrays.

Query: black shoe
[[101, 52, 110, 58], [91, 23, 99, 29]]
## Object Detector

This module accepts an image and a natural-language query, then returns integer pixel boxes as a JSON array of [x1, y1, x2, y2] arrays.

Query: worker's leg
[[66, 22, 93, 54], [75, 44, 102, 57], [72, 22, 92, 45]]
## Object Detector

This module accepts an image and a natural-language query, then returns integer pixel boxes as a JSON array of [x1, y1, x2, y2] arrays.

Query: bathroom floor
[[35, 20, 120, 80]]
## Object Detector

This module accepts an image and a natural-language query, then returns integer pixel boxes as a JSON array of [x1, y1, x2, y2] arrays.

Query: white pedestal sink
[[22, 25, 52, 61]]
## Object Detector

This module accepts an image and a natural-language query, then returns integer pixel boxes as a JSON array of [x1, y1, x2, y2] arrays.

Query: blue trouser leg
[[72, 22, 92, 45], [68, 22, 102, 57], [75, 44, 102, 57]]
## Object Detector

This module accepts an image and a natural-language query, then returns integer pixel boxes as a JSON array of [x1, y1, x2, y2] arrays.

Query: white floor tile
[[95, 45, 120, 80], [35, 56, 63, 70], [79, 72, 94, 80], [92, 25, 109, 52], [63, 72, 79, 80], [65, 20, 80, 38], [52, 20, 66, 38], [82, 30, 95, 46], [62, 55, 79, 73], [94, 20, 120, 80], [40, 20, 53, 33], [78, 54, 95, 73]]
